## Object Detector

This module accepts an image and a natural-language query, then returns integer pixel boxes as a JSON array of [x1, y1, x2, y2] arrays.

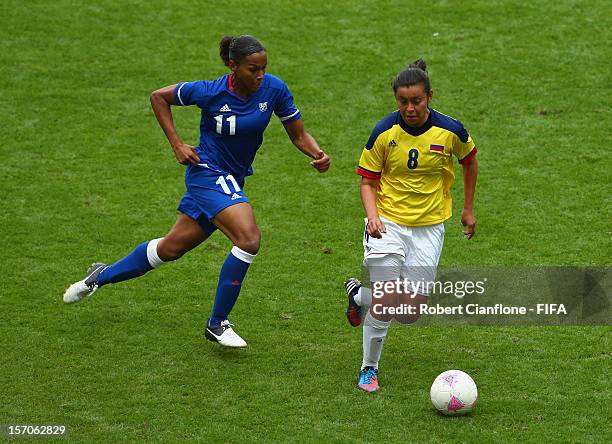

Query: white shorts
[[362, 216, 445, 295]]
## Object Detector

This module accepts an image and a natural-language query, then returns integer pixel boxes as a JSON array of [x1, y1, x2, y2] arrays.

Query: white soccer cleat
[[204, 320, 247, 348], [63, 262, 107, 304]]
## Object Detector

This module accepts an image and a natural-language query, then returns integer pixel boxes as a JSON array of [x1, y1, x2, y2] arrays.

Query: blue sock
[[209, 247, 256, 327], [97, 239, 164, 286]]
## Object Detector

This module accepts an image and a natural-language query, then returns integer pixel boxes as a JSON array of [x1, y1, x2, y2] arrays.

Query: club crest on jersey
[[259, 102, 268, 112]]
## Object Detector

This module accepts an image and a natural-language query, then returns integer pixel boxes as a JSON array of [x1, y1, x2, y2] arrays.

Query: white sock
[[354, 287, 372, 307], [146, 238, 165, 268], [361, 311, 390, 369]]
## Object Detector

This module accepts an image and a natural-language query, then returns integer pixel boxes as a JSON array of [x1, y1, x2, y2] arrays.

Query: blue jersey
[[173, 73, 301, 179]]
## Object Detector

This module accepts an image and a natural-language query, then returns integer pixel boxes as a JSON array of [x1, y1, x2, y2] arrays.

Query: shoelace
[[220, 320, 235, 332], [362, 368, 377, 384]]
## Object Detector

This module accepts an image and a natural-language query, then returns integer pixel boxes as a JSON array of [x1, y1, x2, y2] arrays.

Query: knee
[[157, 238, 187, 262], [396, 298, 426, 325], [396, 312, 422, 325], [233, 228, 261, 255]]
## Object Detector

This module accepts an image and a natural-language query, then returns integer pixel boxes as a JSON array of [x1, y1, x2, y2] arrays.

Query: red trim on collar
[[228, 74, 235, 91]]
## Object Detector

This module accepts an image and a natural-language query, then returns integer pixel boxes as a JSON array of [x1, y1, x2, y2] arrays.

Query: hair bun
[[409, 58, 427, 72]]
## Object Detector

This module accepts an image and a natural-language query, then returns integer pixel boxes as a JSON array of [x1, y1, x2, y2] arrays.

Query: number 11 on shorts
[[215, 174, 241, 194]]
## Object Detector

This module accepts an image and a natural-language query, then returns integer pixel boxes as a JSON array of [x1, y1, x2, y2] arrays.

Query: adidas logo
[[231, 193, 241, 200], [219, 104, 232, 112], [389, 139, 397, 147]]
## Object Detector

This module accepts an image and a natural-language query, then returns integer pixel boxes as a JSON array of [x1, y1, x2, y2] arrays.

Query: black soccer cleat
[[345, 277, 363, 327]]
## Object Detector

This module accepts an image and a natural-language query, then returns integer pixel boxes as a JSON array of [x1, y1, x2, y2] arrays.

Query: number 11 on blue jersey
[[214, 115, 236, 135]]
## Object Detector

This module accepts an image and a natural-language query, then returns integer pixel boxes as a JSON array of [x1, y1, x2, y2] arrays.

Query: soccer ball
[[430, 370, 478, 416]]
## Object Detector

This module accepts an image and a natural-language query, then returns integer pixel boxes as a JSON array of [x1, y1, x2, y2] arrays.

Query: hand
[[310, 151, 330, 173], [367, 216, 386, 239], [461, 209, 476, 240], [172, 143, 200, 165]]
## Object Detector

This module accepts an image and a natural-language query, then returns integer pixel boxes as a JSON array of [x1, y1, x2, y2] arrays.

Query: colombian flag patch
[[430, 144, 445, 152]]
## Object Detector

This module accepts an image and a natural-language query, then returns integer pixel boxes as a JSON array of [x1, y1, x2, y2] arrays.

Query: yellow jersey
[[357, 108, 477, 226]]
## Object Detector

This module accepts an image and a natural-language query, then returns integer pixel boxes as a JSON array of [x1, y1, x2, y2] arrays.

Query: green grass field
[[1, 0, 611, 442]]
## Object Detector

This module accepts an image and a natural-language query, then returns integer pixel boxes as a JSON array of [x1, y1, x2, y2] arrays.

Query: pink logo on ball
[[447, 395, 465, 412]]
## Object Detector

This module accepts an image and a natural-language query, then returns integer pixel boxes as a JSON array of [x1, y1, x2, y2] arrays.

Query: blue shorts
[[177, 165, 249, 236]]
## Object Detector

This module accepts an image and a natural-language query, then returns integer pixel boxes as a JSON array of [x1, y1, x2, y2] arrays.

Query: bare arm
[[460, 156, 478, 239], [283, 118, 330, 172], [150, 85, 200, 165], [360, 177, 386, 238]]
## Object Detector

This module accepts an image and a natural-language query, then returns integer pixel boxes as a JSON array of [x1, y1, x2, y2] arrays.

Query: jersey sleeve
[[274, 81, 302, 124], [451, 125, 477, 164], [357, 130, 386, 180], [173, 81, 210, 108]]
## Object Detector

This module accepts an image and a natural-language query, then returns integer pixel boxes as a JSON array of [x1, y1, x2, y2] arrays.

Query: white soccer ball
[[430, 370, 478, 416]]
